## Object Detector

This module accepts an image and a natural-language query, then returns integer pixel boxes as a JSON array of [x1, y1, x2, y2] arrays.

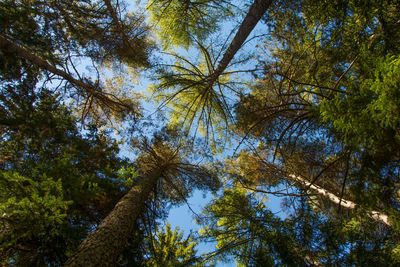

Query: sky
[[66, 1, 290, 264], [121, 1, 285, 265]]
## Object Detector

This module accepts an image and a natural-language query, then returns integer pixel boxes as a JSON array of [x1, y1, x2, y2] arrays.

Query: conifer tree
[[66, 132, 219, 266]]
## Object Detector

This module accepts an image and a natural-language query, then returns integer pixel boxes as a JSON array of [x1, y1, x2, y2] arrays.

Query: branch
[[289, 174, 392, 226], [210, 0, 273, 83], [0, 34, 133, 115]]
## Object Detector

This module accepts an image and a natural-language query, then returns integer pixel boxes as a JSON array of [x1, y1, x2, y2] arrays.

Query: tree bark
[[65, 169, 162, 267], [289, 174, 392, 226], [211, 0, 273, 80], [0, 34, 128, 110]]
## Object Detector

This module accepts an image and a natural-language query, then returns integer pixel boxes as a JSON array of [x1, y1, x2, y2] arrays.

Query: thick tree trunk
[[289, 174, 392, 226], [0, 34, 128, 110], [65, 169, 162, 267], [212, 0, 272, 79]]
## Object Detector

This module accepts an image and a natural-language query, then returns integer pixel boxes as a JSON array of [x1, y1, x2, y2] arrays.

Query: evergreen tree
[[0, 84, 128, 265], [200, 184, 398, 266], [0, 0, 153, 124], [147, 0, 234, 49], [66, 131, 219, 266], [2, 0, 400, 265], [144, 222, 200, 266], [230, 0, 400, 262], [150, 0, 273, 139]]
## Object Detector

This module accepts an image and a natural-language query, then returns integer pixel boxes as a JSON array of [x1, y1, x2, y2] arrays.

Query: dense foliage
[[1, 0, 399, 265]]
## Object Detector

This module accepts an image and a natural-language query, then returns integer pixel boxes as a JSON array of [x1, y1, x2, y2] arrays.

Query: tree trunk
[[0, 34, 128, 110], [212, 0, 273, 80], [65, 169, 162, 267], [289, 174, 392, 226]]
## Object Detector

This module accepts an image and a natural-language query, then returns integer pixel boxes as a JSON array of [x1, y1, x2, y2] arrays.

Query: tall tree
[[0, 0, 152, 123], [3, 0, 400, 264], [150, 0, 273, 138], [210, 0, 272, 82], [230, 0, 400, 260], [199, 186, 323, 266], [0, 84, 129, 265], [65, 132, 219, 266], [200, 185, 398, 266]]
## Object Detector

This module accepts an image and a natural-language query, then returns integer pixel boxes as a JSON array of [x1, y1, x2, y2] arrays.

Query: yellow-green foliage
[[0, 171, 70, 250], [145, 222, 199, 266], [117, 166, 139, 188], [392, 244, 400, 263], [150, 47, 233, 147], [147, 0, 233, 49]]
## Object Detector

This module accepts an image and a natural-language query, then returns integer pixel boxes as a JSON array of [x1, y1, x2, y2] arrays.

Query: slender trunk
[[211, 0, 272, 80], [65, 169, 162, 267], [289, 174, 391, 226], [0, 34, 128, 110]]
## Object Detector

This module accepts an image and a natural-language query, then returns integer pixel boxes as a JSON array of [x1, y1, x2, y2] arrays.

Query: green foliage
[[200, 186, 400, 266], [0, 0, 153, 126], [0, 87, 128, 265], [199, 187, 318, 266], [227, 1, 400, 264], [0, 0, 152, 67], [319, 55, 400, 155], [145, 222, 199, 266], [118, 166, 140, 189], [0, 171, 70, 263], [147, 0, 233, 49], [150, 45, 237, 148], [392, 244, 400, 263], [2, 0, 400, 265]]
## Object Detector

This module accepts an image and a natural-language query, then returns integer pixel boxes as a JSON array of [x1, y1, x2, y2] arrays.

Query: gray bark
[[289, 174, 392, 226], [65, 169, 162, 267], [212, 0, 273, 79]]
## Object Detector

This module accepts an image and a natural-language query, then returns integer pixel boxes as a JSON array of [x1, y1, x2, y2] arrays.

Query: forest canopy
[[1, 0, 400, 266]]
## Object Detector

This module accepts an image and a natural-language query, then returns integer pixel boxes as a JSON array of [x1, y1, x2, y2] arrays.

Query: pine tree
[[0, 85, 128, 265], [0, 0, 152, 124], [147, 0, 234, 49], [66, 132, 219, 266]]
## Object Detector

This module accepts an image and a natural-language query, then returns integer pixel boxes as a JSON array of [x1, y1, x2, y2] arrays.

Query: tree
[[3, 0, 400, 265], [200, 174, 398, 266], [146, 0, 234, 49], [144, 222, 200, 266], [0, 34, 134, 116], [65, 132, 219, 266], [230, 0, 400, 261], [228, 149, 391, 226], [199, 186, 324, 266], [65, 165, 162, 266], [0, 0, 153, 124], [150, 0, 273, 139], [210, 0, 272, 82], [0, 85, 129, 265], [200, 184, 398, 266], [150, 46, 234, 143], [0, 172, 71, 265]]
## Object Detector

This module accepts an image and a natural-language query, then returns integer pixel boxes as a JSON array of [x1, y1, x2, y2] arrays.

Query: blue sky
[[121, 1, 283, 265]]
